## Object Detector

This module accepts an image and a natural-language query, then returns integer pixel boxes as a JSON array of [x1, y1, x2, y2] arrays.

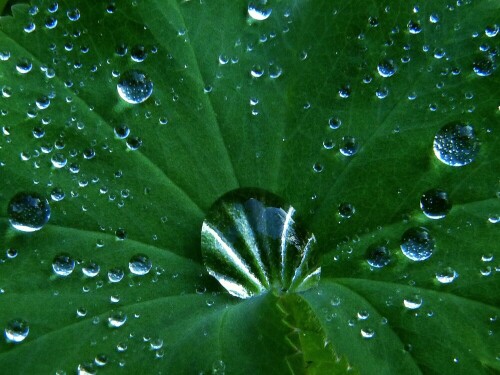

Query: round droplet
[[433, 123, 479, 167], [403, 295, 423, 310], [115, 228, 127, 240], [4, 319, 29, 343], [108, 268, 124, 283], [8, 192, 50, 232], [248, 1, 272, 21], [16, 58, 32, 74], [51, 153, 67, 169], [435, 267, 458, 284], [129, 254, 152, 275], [360, 327, 375, 339], [339, 136, 359, 156], [52, 253, 75, 276], [201, 188, 321, 299], [377, 59, 397, 78], [420, 189, 451, 219], [366, 242, 391, 268], [407, 20, 422, 34], [35, 96, 50, 110], [108, 311, 127, 328], [400, 227, 435, 261], [131, 45, 147, 62], [338, 202, 355, 218], [82, 261, 100, 277], [485, 24, 499, 38], [117, 70, 153, 104], [114, 124, 130, 139], [472, 57, 496, 77]]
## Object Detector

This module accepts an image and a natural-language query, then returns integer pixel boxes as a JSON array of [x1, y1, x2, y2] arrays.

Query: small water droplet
[[108, 311, 127, 328], [129, 254, 152, 275], [16, 58, 32, 74], [52, 253, 75, 276], [131, 45, 147, 62], [108, 268, 124, 283], [407, 20, 422, 34], [82, 261, 100, 277], [360, 327, 375, 339], [403, 295, 423, 310], [4, 319, 29, 343], [435, 267, 458, 284], [51, 153, 67, 168], [420, 189, 452, 219], [248, 1, 272, 21], [338, 202, 355, 218], [366, 242, 391, 268], [433, 122, 479, 167], [50, 187, 66, 202], [117, 70, 153, 104], [8, 192, 50, 232], [400, 227, 435, 261], [67, 8, 80, 21], [485, 24, 499, 38]]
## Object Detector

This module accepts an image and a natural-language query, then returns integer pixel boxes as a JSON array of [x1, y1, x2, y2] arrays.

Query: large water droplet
[[400, 227, 435, 261], [248, 1, 272, 21], [339, 136, 359, 156], [117, 70, 153, 104], [433, 123, 479, 167], [4, 319, 29, 343], [420, 189, 451, 219], [8, 192, 50, 232], [52, 253, 75, 276], [473, 57, 496, 77], [129, 254, 152, 275], [377, 59, 397, 78], [201, 188, 321, 299]]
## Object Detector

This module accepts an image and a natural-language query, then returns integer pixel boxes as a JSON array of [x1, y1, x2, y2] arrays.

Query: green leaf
[[0, 0, 499, 374]]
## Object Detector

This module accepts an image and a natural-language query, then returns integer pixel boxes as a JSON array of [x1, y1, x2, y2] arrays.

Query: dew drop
[[16, 58, 32, 74], [377, 59, 397, 77], [8, 192, 50, 232], [407, 20, 422, 34], [108, 311, 127, 328], [248, 1, 272, 21], [129, 254, 152, 275], [403, 295, 423, 310], [400, 227, 435, 261], [472, 57, 496, 77], [51, 153, 67, 168], [338, 202, 355, 218], [360, 327, 375, 339], [4, 319, 29, 343], [108, 268, 124, 283], [339, 136, 359, 156], [485, 24, 499, 38], [433, 122, 479, 167], [117, 70, 153, 104], [131, 45, 147, 62], [67, 8, 80, 21], [201, 188, 321, 299], [420, 189, 451, 219], [82, 261, 100, 277], [114, 124, 130, 139], [366, 242, 391, 268], [52, 253, 75, 276], [435, 267, 458, 284]]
